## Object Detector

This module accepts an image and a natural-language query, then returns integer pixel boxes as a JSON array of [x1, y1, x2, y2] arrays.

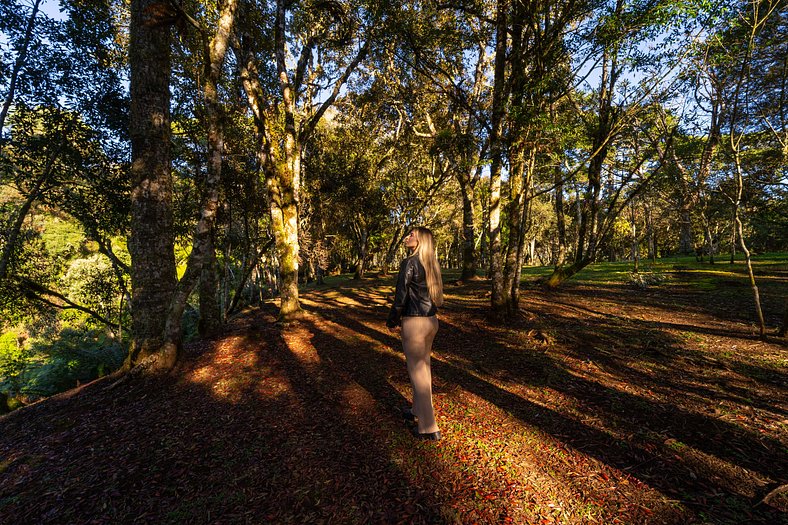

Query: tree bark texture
[[127, 0, 178, 368], [554, 165, 567, 267], [158, 0, 238, 352]]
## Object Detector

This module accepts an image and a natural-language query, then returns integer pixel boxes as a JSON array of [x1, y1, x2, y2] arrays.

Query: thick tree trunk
[[502, 148, 532, 317], [268, 173, 302, 319], [127, 0, 177, 369], [353, 227, 368, 280], [678, 205, 694, 256], [157, 0, 238, 358]]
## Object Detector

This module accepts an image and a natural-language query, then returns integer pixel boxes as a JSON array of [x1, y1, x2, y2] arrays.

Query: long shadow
[[546, 282, 787, 329], [249, 316, 448, 523], [303, 286, 786, 523], [439, 315, 787, 476], [0, 310, 448, 524], [530, 308, 788, 417], [522, 289, 788, 410]]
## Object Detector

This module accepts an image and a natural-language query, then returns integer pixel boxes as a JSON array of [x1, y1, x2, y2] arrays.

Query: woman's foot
[[400, 406, 417, 422], [412, 429, 441, 441]]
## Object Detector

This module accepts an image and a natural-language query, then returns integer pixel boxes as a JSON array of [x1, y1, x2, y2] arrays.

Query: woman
[[386, 227, 444, 441]]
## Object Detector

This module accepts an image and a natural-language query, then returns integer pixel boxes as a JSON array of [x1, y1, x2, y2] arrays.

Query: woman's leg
[[402, 316, 440, 433]]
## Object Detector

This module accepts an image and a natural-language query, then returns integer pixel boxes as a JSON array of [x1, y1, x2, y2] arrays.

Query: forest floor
[[0, 265, 786, 524]]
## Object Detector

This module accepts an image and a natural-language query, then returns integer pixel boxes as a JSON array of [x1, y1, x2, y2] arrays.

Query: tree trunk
[[199, 231, 221, 338], [544, 257, 593, 289], [488, 0, 508, 314], [729, 206, 737, 264], [0, 0, 41, 140], [459, 176, 477, 281], [678, 205, 694, 256], [701, 212, 714, 264], [736, 213, 766, 340], [127, 0, 177, 369], [353, 227, 368, 280], [631, 202, 639, 273], [644, 202, 655, 262], [554, 165, 567, 267], [502, 148, 533, 317], [268, 173, 302, 319]]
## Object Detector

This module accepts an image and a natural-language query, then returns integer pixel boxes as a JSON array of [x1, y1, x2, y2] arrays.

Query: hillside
[[1, 275, 786, 524]]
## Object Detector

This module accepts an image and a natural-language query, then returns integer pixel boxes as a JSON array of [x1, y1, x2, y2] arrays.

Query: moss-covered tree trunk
[[127, 0, 177, 369]]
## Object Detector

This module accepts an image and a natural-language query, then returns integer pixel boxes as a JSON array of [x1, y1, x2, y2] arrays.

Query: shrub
[[629, 271, 665, 289], [16, 329, 126, 399]]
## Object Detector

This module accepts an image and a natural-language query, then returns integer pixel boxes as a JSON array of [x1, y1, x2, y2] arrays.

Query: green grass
[[517, 253, 788, 293]]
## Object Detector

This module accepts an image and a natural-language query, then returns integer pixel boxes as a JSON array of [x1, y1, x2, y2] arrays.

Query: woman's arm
[[387, 258, 412, 327]]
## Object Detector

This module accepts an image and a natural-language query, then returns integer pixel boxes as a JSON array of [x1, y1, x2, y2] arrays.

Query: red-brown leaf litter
[[1, 277, 786, 524]]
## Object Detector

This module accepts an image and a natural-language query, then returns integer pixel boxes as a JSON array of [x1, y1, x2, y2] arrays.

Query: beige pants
[[401, 316, 439, 433]]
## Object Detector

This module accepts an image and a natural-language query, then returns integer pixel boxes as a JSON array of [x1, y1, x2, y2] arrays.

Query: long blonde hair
[[411, 227, 443, 307]]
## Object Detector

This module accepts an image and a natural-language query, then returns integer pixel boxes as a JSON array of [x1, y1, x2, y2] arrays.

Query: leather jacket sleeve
[[387, 258, 412, 328], [387, 256, 437, 328]]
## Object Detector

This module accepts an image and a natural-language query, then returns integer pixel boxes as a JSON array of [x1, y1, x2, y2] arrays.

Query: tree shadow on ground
[[302, 282, 787, 524], [1, 279, 785, 524], [0, 309, 454, 524]]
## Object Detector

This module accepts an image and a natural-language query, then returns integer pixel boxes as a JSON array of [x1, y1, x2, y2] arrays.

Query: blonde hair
[[411, 227, 443, 307]]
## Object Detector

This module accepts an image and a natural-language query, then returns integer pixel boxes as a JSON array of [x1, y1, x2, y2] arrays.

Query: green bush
[[14, 329, 126, 399], [0, 331, 31, 393]]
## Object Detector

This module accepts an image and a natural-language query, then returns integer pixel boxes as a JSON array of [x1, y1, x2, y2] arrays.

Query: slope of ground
[[0, 274, 786, 524]]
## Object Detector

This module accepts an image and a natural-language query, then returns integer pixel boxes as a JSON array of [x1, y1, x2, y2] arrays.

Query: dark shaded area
[[1, 277, 786, 524]]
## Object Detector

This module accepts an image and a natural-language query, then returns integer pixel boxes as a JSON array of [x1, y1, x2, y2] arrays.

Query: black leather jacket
[[386, 255, 437, 327]]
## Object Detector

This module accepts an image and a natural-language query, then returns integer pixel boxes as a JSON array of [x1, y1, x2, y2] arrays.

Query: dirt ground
[[0, 275, 786, 524]]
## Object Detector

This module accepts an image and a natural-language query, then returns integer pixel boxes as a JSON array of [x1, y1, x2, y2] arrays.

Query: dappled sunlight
[[3, 277, 785, 523], [184, 334, 295, 403]]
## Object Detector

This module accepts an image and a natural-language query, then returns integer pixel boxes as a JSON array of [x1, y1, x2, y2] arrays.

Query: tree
[[234, 0, 377, 320]]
